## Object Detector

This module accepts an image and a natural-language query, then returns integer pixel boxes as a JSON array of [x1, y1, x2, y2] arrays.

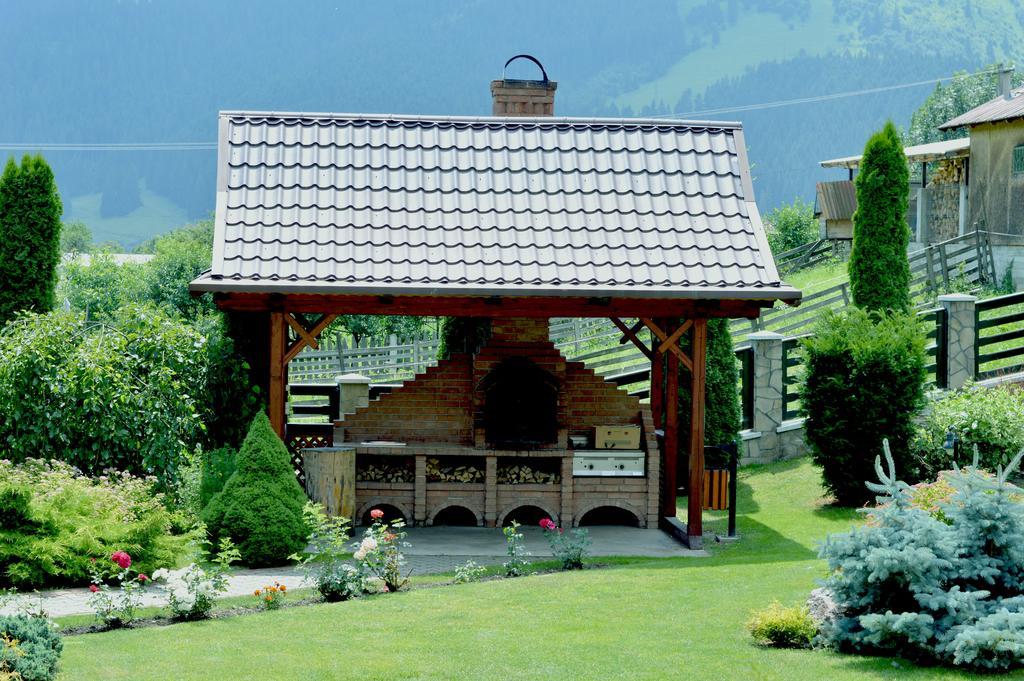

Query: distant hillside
[[1, 0, 1021, 245]]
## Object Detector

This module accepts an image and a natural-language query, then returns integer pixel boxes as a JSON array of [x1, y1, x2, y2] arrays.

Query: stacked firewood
[[426, 457, 485, 483], [497, 462, 560, 485], [357, 458, 414, 483]]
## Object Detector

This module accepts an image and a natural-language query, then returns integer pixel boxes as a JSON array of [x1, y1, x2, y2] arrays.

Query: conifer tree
[[848, 122, 911, 313], [0, 155, 63, 326]]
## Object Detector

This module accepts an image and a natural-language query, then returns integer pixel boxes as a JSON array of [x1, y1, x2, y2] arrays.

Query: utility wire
[[0, 67, 1007, 150]]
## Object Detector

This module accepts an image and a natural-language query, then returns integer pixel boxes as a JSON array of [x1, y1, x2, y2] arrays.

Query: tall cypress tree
[[848, 122, 911, 313], [0, 155, 64, 326]]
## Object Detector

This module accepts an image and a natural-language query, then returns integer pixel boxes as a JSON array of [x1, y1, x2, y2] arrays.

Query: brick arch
[[355, 498, 413, 526], [496, 501, 560, 528], [426, 503, 484, 527], [574, 499, 643, 528]]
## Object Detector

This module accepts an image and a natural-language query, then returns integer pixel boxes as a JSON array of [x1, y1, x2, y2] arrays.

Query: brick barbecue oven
[[338, 318, 659, 528]]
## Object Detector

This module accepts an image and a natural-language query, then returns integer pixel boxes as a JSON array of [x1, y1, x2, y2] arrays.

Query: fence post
[[938, 294, 977, 389], [747, 331, 785, 462]]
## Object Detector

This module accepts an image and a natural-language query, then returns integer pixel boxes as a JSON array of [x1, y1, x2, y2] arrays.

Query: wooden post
[[662, 318, 680, 518], [650, 327, 664, 430], [269, 311, 287, 438], [687, 318, 708, 548], [302, 446, 356, 518]]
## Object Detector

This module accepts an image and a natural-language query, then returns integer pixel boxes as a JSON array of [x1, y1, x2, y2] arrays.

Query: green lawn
[[59, 460, 1011, 680]]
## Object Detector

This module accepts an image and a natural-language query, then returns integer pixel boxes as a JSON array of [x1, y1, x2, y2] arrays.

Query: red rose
[[138, 574, 148, 582], [539, 518, 557, 531], [89, 584, 99, 593], [110, 550, 132, 569]]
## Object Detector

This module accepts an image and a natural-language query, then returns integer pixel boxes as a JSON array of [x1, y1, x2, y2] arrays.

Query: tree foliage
[[703, 318, 741, 449], [201, 412, 309, 567], [0, 155, 63, 327], [849, 122, 911, 314], [437, 317, 492, 359], [59, 220, 92, 255], [765, 197, 818, 255], [907, 65, 1024, 146], [801, 308, 927, 505], [57, 252, 148, 320]]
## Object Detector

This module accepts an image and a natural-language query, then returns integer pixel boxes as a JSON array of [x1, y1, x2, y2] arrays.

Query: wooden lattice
[[285, 425, 333, 485]]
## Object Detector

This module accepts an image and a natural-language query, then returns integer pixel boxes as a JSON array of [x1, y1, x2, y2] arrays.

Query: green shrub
[[801, 308, 927, 505], [0, 615, 62, 681], [0, 306, 206, 485], [747, 602, 817, 648], [913, 385, 1024, 476], [848, 121, 911, 314], [0, 459, 187, 589], [437, 317, 491, 359], [56, 252, 148, 321], [765, 197, 818, 255], [704, 317, 741, 451], [202, 412, 309, 567], [199, 447, 237, 509], [819, 443, 1024, 671]]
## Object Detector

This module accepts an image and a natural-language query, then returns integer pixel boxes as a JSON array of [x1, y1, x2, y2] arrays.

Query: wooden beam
[[658, 319, 693, 355], [687, 318, 708, 549], [213, 292, 772, 320], [650, 330, 664, 431], [641, 317, 693, 371], [617, 319, 644, 345], [283, 313, 338, 365], [609, 317, 652, 359], [269, 311, 287, 438], [662, 318, 680, 519]]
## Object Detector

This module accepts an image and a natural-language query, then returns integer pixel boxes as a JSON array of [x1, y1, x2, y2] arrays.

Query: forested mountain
[[2, 0, 1023, 246]]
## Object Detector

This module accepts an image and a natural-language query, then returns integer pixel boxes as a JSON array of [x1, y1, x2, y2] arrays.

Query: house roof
[[819, 137, 971, 170], [189, 111, 800, 304], [939, 87, 1024, 129], [815, 180, 857, 221]]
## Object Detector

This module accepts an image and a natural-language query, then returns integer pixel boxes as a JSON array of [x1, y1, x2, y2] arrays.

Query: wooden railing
[[975, 291, 1024, 380], [775, 239, 838, 274]]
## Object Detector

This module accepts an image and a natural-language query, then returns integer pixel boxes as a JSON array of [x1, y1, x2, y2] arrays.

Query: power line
[[0, 67, 1007, 150], [649, 67, 1003, 119]]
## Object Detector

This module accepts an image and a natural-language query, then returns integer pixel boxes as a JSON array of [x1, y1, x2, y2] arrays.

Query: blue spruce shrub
[[0, 615, 62, 681], [819, 441, 1024, 670]]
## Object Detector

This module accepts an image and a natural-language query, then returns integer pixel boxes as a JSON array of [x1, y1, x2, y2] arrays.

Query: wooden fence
[[775, 239, 840, 274], [730, 230, 996, 344]]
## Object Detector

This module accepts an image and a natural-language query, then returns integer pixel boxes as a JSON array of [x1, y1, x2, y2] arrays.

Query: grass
[[56, 459, 1010, 680]]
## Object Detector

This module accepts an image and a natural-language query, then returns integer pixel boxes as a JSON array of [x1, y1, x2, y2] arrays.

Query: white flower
[[360, 537, 377, 552], [151, 568, 171, 582], [353, 548, 367, 561]]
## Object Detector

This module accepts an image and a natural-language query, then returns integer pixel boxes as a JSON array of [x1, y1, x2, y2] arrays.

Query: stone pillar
[[414, 455, 427, 526], [748, 332, 785, 462], [560, 456, 574, 528], [939, 294, 977, 389], [484, 455, 498, 527], [336, 373, 371, 419]]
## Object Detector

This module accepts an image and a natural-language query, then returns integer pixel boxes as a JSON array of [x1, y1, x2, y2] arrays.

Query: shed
[[190, 106, 800, 546]]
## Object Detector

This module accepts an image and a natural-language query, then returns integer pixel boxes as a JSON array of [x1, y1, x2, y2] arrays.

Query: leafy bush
[[819, 443, 1024, 671], [152, 538, 239, 621], [849, 121, 911, 314], [56, 252, 147, 320], [0, 615, 62, 681], [801, 308, 927, 505], [437, 317, 491, 359], [354, 510, 410, 592], [747, 602, 817, 648], [202, 412, 309, 567], [502, 521, 530, 577], [539, 518, 590, 570], [0, 459, 188, 589], [453, 560, 487, 584], [913, 385, 1024, 477], [765, 197, 818, 255], [0, 307, 206, 485]]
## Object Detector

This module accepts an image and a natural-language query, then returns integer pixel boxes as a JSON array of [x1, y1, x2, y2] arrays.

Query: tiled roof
[[191, 112, 799, 302], [939, 87, 1024, 129]]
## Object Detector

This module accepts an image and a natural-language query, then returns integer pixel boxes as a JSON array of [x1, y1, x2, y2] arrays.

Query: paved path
[[1, 526, 702, 618]]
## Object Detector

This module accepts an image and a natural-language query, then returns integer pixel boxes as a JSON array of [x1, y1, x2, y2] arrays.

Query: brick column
[[414, 455, 427, 526], [336, 373, 370, 419], [939, 294, 977, 389], [748, 331, 785, 462], [560, 456, 574, 527], [484, 455, 498, 527]]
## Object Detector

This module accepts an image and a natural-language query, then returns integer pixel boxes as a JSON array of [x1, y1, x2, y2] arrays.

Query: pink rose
[[137, 574, 148, 582], [89, 584, 99, 593], [539, 518, 557, 531], [111, 550, 132, 569], [370, 509, 384, 520]]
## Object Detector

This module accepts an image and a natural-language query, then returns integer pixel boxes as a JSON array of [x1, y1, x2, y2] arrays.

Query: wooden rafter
[[641, 318, 693, 371], [283, 313, 338, 365], [609, 317, 652, 359]]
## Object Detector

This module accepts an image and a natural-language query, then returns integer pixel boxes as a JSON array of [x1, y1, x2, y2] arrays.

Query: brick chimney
[[491, 55, 557, 116]]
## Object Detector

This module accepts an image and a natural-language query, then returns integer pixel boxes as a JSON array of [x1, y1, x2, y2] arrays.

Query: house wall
[[967, 119, 1024, 238]]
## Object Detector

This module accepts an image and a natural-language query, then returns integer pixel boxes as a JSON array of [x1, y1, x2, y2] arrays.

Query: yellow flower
[[253, 590, 261, 596], [279, 585, 287, 592], [265, 596, 272, 602]]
